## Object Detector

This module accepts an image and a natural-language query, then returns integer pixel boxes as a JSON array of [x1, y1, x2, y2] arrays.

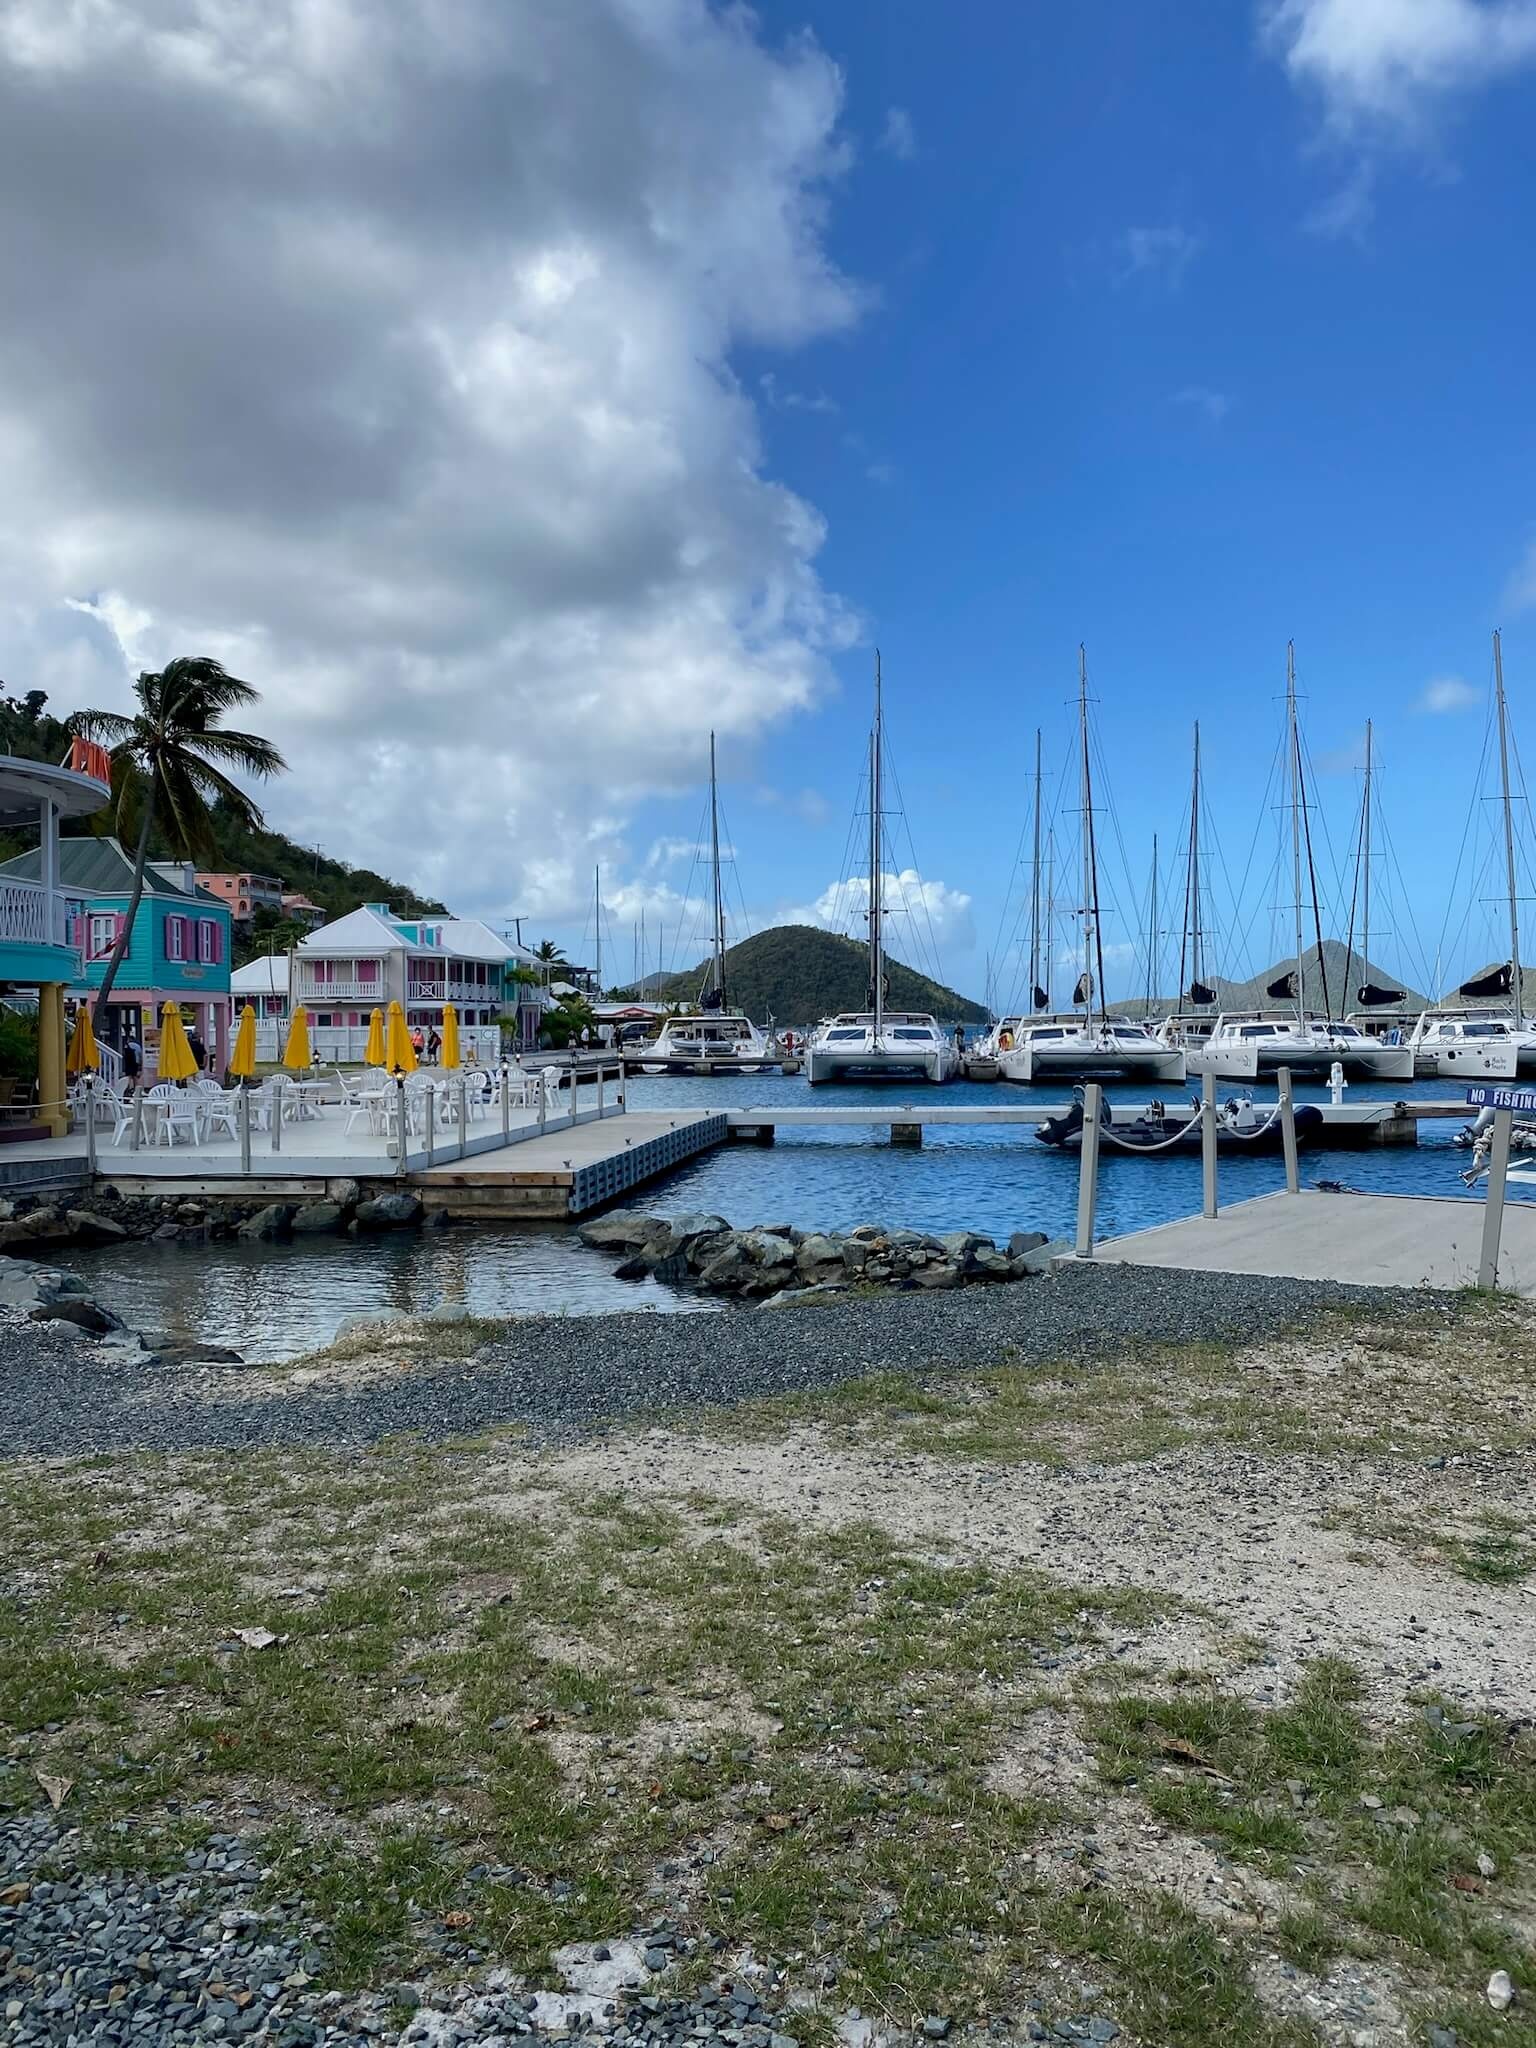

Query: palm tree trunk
[[92, 777, 157, 1026]]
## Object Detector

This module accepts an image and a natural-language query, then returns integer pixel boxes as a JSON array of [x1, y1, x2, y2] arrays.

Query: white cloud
[[1172, 385, 1232, 425], [0, 0, 865, 925], [781, 870, 975, 955], [1117, 224, 1203, 289], [1507, 539, 1536, 611], [1305, 161, 1378, 238], [759, 372, 839, 415], [1418, 674, 1481, 713], [879, 106, 917, 160], [1262, 0, 1536, 134]]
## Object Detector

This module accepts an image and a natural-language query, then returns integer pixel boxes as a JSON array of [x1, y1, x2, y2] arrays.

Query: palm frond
[[68, 709, 137, 747], [181, 728, 287, 778]]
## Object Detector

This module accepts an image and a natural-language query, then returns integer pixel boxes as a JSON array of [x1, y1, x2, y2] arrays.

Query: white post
[[1277, 1065, 1300, 1195], [501, 1063, 510, 1143], [271, 1079, 283, 1153], [457, 1075, 467, 1161], [598, 1064, 605, 1117], [395, 1076, 407, 1180], [425, 1083, 436, 1168], [130, 1085, 144, 1152], [239, 1083, 251, 1175], [1479, 1105, 1513, 1290], [618, 1061, 627, 1114], [1075, 1082, 1102, 1258], [538, 1069, 549, 1134], [85, 1078, 97, 1177], [1201, 1069, 1218, 1219]]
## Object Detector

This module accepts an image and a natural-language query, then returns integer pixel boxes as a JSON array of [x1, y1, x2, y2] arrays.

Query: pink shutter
[[214, 920, 225, 964], [114, 913, 129, 949]]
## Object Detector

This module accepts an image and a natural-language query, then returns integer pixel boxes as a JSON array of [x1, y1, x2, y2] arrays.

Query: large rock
[[796, 1232, 844, 1277], [0, 1214, 72, 1253], [1011, 1236, 1071, 1276], [937, 1231, 991, 1270], [1007, 1230, 1050, 1258], [912, 1262, 962, 1290], [578, 1209, 665, 1252], [696, 1245, 752, 1292], [329, 1179, 362, 1211], [354, 1193, 424, 1230], [31, 1296, 122, 1335], [237, 1204, 294, 1241], [291, 1201, 346, 1235], [738, 1228, 796, 1269], [658, 1210, 731, 1249], [841, 1240, 870, 1276], [64, 1211, 130, 1246], [972, 1248, 1013, 1279]]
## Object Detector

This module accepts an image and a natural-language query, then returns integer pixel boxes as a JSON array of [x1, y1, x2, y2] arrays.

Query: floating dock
[[1091, 1187, 1536, 1297], [723, 1101, 1462, 1147], [416, 1111, 725, 1219]]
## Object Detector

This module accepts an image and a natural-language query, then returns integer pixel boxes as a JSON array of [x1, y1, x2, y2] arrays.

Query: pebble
[[0, 1266, 1436, 1455]]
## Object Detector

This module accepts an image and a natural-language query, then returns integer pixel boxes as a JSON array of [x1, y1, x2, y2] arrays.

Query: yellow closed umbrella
[[158, 1002, 199, 1082], [282, 1003, 312, 1072], [440, 1003, 461, 1070], [364, 1006, 386, 1066], [385, 1000, 417, 1076], [65, 1007, 100, 1076], [229, 1003, 258, 1081]]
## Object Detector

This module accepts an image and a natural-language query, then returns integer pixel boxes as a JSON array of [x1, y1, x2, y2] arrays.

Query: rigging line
[[1431, 676, 1497, 986], [1296, 736, 1332, 1015], [1343, 757, 1366, 991]]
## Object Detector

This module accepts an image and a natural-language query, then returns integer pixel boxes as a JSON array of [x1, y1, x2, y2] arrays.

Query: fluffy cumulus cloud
[[1418, 674, 1481, 713], [1263, 0, 1536, 133], [781, 870, 976, 958], [0, 0, 864, 918]]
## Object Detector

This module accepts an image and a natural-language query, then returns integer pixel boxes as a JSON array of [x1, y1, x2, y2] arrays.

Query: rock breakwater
[[578, 1209, 1068, 1302]]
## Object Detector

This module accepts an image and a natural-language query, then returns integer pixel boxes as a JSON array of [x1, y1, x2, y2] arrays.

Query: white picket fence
[[252, 1022, 504, 1066]]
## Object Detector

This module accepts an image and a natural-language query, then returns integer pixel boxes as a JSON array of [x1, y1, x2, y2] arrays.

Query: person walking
[[427, 1025, 442, 1062], [122, 1030, 143, 1091], [186, 1023, 207, 1072], [411, 1024, 425, 1058]]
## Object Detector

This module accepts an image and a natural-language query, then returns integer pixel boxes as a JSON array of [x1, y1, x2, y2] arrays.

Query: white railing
[[0, 878, 73, 950], [407, 980, 497, 1006], [293, 977, 385, 1002], [253, 1022, 505, 1066]]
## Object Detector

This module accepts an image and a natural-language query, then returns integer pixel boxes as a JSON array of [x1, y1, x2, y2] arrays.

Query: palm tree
[[71, 658, 286, 1020], [533, 938, 566, 965]]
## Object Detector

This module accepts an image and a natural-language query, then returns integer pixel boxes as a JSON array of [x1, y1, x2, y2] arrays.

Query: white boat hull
[[998, 1042, 1185, 1085], [1187, 1038, 1413, 1083], [807, 1045, 956, 1085]]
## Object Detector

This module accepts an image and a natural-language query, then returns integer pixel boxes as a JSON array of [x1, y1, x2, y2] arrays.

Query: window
[[357, 959, 379, 983], [165, 914, 186, 962], [197, 919, 221, 964], [87, 913, 121, 961], [310, 958, 334, 985]]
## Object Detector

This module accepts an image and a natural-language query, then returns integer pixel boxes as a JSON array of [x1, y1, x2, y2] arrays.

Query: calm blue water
[[621, 1071, 1488, 1244], [69, 1070, 1492, 1360]]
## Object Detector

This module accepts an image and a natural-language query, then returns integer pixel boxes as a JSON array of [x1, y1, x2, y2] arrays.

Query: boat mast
[[1045, 831, 1055, 1011], [708, 730, 728, 1008], [1145, 834, 1158, 1013], [1078, 646, 1092, 1018], [1029, 727, 1043, 1013], [1287, 641, 1304, 1024], [1495, 628, 1522, 1031], [594, 864, 602, 996], [1189, 723, 1204, 1000], [869, 651, 885, 1035], [1361, 719, 1373, 987]]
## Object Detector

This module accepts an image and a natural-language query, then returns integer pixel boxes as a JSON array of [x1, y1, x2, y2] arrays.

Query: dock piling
[[1201, 1070, 1218, 1218], [1277, 1066, 1300, 1195], [1478, 1105, 1514, 1290], [890, 1122, 922, 1146], [1075, 1082, 1102, 1257]]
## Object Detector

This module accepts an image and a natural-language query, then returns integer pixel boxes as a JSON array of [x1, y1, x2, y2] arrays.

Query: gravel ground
[[0, 1264, 1450, 1457]]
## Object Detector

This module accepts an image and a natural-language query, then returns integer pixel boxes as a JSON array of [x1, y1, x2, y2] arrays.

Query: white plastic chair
[[146, 1082, 201, 1147], [200, 1091, 241, 1143]]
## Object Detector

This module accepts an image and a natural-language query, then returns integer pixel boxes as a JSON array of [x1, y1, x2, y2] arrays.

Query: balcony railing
[[0, 878, 74, 951], [408, 978, 497, 1005], [294, 976, 385, 1002]]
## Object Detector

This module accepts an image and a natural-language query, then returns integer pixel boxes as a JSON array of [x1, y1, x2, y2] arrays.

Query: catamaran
[[1406, 631, 1536, 1079], [806, 656, 957, 1086], [636, 734, 779, 1075], [997, 648, 1183, 1085], [1188, 646, 1411, 1081]]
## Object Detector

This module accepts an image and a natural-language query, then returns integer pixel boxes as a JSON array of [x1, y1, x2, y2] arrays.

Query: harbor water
[[70, 1068, 1491, 1361]]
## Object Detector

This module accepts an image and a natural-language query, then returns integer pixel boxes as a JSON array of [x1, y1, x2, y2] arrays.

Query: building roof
[[0, 837, 220, 903], [231, 956, 290, 996], [299, 905, 518, 963], [438, 918, 516, 963], [0, 756, 111, 828]]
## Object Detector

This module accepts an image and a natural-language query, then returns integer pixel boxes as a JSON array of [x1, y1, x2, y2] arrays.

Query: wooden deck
[[1092, 1188, 1536, 1296], [416, 1110, 725, 1218]]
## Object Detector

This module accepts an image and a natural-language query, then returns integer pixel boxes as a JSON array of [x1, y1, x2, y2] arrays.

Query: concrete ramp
[[1093, 1187, 1536, 1296]]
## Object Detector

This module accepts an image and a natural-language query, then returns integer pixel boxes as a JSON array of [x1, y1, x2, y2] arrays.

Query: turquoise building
[[0, 836, 234, 1077]]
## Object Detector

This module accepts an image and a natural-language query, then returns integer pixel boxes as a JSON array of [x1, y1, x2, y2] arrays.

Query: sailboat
[[997, 648, 1183, 1085], [1155, 724, 1222, 1058], [969, 731, 1048, 1071], [806, 655, 957, 1085], [1193, 646, 1410, 1081], [637, 734, 778, 1075], [1407, 630, 1533, 1078]]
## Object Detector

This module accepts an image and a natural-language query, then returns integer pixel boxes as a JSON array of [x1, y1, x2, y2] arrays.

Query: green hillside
[[0, 685, 446, 932], [629, 924, 987, 1026]]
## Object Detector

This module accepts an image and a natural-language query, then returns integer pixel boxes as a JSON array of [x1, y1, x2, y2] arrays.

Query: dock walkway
[[1093, 1188, 1536, 1296]]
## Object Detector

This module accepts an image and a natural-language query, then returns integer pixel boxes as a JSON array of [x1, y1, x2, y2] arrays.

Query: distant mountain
[[1118, 940, 1427, 1017], [624, 924, 988, 1026]]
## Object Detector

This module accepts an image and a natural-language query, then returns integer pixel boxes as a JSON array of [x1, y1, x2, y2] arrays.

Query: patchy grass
[[717, 1301, 1536, 1467]]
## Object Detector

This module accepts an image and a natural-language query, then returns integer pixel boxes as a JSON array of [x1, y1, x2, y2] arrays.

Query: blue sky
[[597, 0, 1536, 1003], [5, 1, 1535, 1006]]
